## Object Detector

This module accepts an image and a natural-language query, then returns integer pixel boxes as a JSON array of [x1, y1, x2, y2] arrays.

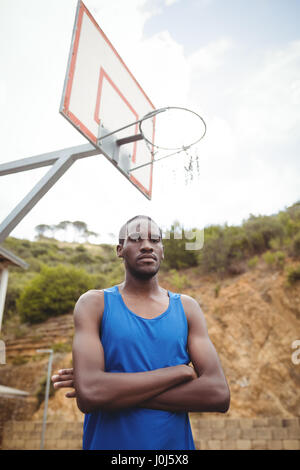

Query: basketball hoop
[[139, 106, 206, 151], [130, 106, 206, 184], [96, 105, 206, 184]]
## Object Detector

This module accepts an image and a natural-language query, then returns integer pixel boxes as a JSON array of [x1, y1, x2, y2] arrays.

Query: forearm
[[139, 374, 230, 413], [76, 364, 194, 413]]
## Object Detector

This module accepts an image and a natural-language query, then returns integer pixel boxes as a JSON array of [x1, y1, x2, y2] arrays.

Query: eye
[[151, 237, 160, 243], [129, 232, 141, 241]]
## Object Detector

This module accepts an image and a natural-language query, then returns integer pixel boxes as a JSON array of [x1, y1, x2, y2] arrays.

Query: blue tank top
[[82, 285, 195, 450]]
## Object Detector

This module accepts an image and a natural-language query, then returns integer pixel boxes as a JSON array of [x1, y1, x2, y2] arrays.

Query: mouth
[[137, 255, 157, 262]]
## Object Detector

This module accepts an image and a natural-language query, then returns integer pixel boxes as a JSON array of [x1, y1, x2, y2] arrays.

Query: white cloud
[[164, 0, 179, 6], [234, 40, 300, 147], [134, 30, 190, 106], [188, 38, 233, 73]]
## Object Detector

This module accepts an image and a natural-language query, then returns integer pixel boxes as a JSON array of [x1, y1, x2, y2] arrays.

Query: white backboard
[[60, 1, 155, 199]]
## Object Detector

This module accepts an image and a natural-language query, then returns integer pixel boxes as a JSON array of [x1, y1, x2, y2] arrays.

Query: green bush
[[286, 265, 300, 285], [197, 226, 226, 274], [274, 250, 285, 269], [214, 283, 221, 298], [248, 255, 259, 268], [263, 251, 276, 266], [243, 214, 285, 254], [11, 356, 29, 366], [17, 264, 98, 324], [162, 222, 199, 269], [70, 251, 94, 264], [168, 269, 191, 291], [4, 272, 36, 320], [292, 232, 300, 258], [52, 342, 72, 353], [263, 250, 285, 269], [103, 262, 125, 287], [36, 375, 55, 409], [269, 237, 282, 250]]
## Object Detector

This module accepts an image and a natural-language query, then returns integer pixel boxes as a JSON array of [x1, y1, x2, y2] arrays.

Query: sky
[[0, 0, 299, 245]]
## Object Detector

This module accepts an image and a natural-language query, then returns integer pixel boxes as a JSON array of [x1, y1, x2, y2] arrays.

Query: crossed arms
[[53, 290, 230, 414]]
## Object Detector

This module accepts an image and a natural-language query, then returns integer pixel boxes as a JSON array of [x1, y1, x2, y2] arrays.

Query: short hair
[[118, 215, 162, 245]]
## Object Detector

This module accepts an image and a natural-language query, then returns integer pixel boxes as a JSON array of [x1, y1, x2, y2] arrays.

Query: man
[[52, 215, 230, 450]]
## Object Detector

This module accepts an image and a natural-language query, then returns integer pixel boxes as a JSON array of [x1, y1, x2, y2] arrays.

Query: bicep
[[183, 296, 225, 378], [188, 328, 224, 378], [72, 291, 105, 396]]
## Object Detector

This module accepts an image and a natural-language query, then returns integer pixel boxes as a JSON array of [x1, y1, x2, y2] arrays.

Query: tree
[[73, 221, 88, 241], [35, 224, 51, 240]]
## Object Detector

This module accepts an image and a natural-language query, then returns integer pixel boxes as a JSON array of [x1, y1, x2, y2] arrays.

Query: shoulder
[[73, 289, 105, 326], [179, 294, 207, 331], [180, 293, 203, 313], [75, 289, 105, 308]]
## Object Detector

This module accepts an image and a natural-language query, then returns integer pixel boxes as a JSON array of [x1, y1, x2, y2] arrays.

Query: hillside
[[0, 256, 299, 430]]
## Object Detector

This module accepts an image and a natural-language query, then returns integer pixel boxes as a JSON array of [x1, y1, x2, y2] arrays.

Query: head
[[117, 215, 164, 280]]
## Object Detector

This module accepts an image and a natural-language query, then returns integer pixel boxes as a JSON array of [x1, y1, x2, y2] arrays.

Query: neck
[[120, 271, 161, 296]]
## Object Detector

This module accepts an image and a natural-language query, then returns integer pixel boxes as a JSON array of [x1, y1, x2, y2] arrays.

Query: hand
[[187, 363, 198, 380], [175, 364, 198, 381], [51, 368, 76, 398], [183, 363, 198, 380]]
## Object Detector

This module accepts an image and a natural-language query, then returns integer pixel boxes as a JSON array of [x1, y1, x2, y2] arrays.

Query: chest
[[121, 294, 170, 319], [101, 295, 189, 372]]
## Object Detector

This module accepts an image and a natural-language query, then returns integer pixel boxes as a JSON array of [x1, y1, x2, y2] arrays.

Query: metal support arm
[[0, 143, 100, 243]]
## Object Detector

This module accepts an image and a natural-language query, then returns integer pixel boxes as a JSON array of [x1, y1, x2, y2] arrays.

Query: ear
[[116, 244, 124, 258]]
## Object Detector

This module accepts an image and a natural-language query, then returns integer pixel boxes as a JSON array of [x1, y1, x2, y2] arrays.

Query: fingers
[[53, 379, 74, 389], [50, 368, 76, 398], [58, 368, 74, 375], [52, 374, 73, 383], [51, 368, 74, 384]]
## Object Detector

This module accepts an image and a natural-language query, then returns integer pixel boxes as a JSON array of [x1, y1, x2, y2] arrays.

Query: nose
[[139, 238, 153, 252]]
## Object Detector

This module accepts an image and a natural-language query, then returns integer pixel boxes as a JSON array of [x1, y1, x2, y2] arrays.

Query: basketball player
[[52, 215, 230, 450]]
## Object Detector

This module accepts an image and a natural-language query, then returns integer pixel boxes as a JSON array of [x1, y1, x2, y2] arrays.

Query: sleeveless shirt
[[82, 285, 195, 450]]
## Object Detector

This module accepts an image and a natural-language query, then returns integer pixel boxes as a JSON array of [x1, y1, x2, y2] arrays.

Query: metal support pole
[[0, 143, 100, 176], [116, 134, 143, 146], [36, 349, 54, 450], [0, 144, 100, 243], [0, 267, 9, 333]]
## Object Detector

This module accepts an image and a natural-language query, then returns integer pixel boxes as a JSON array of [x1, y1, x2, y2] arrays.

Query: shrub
[[17, 264, 98, 324], [286, 265, 300, 285], [243, 214, 285, 254], [4, 272, 36, 320], [12, 356, 29, 366], [162, 222, 199, 270], [70, 251, 94, 264], [168, 269, 191, 291], [269, 237, 282, 250], [263, 251, 276, 267], [214, 283, 221, 298], [103, 262, 125, 287], [274, 250, 285, 269], [248, 255, 259, 268], [263, 251, 285, 269], [52, 342, 72, 353], [292, 233, 300, 258], [198, 227, 228, 274], [36, 375, 55, 409]]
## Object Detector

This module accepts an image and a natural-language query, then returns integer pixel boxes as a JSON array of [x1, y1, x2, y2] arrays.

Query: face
[[117, 218, 164, 280]]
